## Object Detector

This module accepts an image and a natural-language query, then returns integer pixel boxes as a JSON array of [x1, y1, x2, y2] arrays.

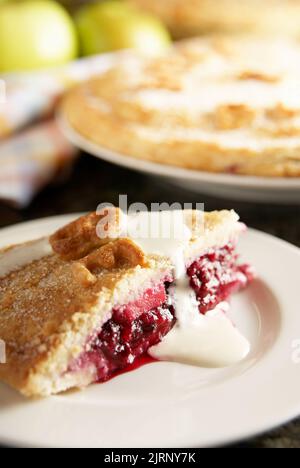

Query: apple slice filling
[[68, 244, 253, 382]]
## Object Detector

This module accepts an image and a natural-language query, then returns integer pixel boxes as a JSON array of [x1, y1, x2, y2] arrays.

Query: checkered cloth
[[0, 54, 115, 207]]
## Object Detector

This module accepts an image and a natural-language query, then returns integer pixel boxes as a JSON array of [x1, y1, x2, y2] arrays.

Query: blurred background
[[0, 0, 299, 250], [0, 0, 174, 211], [1, 0, 300, 212]]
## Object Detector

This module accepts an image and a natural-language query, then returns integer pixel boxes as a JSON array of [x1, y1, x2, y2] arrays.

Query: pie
[[128, 0, 300, 38], [0, 209, 253, 397], [62, 36, 300, 177]]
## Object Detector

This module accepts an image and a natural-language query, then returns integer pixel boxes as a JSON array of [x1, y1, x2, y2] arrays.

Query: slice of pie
[[128, 0, 300, 39], [61, 36, 300, 177], [0, 209, 253, 397]]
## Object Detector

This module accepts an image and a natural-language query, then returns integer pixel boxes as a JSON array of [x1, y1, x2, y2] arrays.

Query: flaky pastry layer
[[0, 210, 242, 396]]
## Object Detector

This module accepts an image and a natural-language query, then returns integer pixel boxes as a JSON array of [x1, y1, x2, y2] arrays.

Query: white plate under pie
[[0, 214, 300, 448], [58, 108, 300, 205]]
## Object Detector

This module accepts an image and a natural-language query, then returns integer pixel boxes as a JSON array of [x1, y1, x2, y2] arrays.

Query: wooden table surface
[[0, 153, 300, 448]]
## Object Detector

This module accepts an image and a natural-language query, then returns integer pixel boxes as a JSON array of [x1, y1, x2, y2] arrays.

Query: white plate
[[59, 113, 300, 204], [0, 215, 300, 448]]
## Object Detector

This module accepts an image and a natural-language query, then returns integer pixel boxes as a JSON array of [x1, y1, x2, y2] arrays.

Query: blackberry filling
[[69, 284, 176, 382], [187, 243, 253, 314], [70, 243, 252, 382], [92, 301, 175, 381]]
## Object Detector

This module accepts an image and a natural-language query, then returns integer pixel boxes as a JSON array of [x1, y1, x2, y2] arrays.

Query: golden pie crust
[[128, 0, 300, 39], [0, 209, 241, 397], [61, 37, 300, 177]]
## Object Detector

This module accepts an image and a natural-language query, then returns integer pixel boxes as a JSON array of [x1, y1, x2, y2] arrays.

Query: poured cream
[[0, 238, 52, 278], [149, 303, 250, 367], [123, 211, 250, 368]]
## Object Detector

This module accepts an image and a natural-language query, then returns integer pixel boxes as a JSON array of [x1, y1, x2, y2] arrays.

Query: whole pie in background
[[128, 0, 300, 38], [62, 36, 300, 177]]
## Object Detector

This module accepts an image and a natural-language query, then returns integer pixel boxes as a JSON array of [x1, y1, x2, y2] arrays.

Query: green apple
[[0, 0, 78, 71], [75, 0, 171, 56]]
